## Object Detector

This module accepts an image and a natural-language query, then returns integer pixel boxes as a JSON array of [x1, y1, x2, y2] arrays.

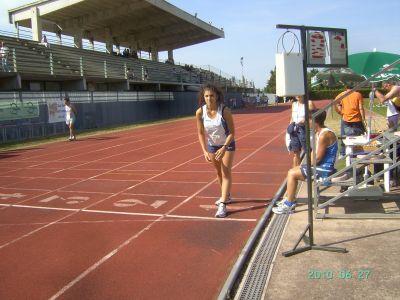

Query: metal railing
[[311, 58, 400, 218], [0, 91, 174, 104]]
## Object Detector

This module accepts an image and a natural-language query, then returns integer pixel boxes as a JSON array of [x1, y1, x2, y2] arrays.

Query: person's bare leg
[[286, 166, 305, 202], [220, 151, 235, 202], [71, 122, 76, 139], [210, 153, 223, 187], [293, 151, 301, 167]]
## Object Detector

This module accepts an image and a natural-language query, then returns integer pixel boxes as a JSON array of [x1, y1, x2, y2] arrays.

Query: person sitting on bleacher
[[39, 34, 49, 48], [273, 109, 338, 214], [123, 48, 130, 57], [126, 68, 134, 80]]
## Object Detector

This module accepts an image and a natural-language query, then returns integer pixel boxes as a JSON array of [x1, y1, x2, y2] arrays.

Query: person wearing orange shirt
[[334, 82, 366, 157]]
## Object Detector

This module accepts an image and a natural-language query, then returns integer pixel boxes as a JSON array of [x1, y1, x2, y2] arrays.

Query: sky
[[1, 0, 399, 89]]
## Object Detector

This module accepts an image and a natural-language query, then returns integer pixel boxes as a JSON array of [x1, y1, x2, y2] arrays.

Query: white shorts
[[66, 117, 76, 126]]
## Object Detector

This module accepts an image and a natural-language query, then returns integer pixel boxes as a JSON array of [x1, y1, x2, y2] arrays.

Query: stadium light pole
[[240, 57, 244, 86]]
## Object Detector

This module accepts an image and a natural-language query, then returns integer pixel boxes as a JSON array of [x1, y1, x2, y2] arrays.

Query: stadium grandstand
[[0, 0, 255, 143]]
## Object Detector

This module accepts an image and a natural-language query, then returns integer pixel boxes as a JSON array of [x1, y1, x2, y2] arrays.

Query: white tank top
[[292, 101, 305, 124], [65, 105, 75, 121], [202, 104, 229, 146], [387, 100, 398, 117]]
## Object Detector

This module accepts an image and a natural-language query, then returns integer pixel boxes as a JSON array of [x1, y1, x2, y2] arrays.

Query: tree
[[264, 67, 276, 93], [264, 67, 320, 93]]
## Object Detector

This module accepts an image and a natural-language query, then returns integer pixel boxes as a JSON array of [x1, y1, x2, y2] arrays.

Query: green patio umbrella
[[311, 67, 364, 88], [348, 51, 400, 82]]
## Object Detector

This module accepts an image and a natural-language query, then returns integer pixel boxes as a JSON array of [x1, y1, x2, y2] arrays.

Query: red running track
[[0, 104, 294, 299]]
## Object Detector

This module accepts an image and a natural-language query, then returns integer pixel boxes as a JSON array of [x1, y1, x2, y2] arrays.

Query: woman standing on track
[[196, 84, 236, 218], [64, 97, 77, 141], [287, 95, 316, 167]]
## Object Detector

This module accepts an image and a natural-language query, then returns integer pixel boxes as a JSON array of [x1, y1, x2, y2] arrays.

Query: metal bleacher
[[0, 34, 206, 85]]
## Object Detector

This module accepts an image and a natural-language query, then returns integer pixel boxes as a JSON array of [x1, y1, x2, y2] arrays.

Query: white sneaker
[[276, 199, 285, 206], [215, 195, 233, 205], [276, 198, 295, 207], [215, 203, 227, 218], [272, 200, 296, 214]]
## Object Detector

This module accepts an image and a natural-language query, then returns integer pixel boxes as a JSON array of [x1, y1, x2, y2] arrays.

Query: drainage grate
[[236, 214, 289, 300]]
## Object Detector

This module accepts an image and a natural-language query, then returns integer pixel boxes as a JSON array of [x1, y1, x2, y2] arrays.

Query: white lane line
[[0, 204, 257, 222], [3, 113, 266, 206], [6, 136, 201, 208], [2, 112, 282, 234], [0, 119, 274, 248], [81, 209, 163, 217], [149, 180, 209, 184], [19, 122, 193, 163], [0, 220, 155, 226], [2, 126, 196, 190], [0, 204, 78, 212], [48, 217, 165, 300], [102, 193, 188, 198], [49, 115, 286, 299], [2, 113, 286, 297], [0, 212, 81, 250], [164, 214, 257, 222]]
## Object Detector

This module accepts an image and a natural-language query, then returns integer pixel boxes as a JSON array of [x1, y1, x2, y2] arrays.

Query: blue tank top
[[316, 128, 338, 173]]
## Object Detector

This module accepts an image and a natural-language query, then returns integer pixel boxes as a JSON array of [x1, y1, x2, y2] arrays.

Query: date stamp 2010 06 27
[[308, 269, 371, 280]]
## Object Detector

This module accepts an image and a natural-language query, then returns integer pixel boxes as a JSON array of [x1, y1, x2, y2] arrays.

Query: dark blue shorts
[[289, 125, 306, 152], [208, 141, 236, 153], [300, 164, 335, 180]]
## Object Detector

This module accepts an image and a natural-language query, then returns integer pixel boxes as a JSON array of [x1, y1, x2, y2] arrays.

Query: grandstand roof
[[8, 0, 224, 51]]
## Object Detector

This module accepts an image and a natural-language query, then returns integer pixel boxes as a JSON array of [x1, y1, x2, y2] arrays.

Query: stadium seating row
[[0, 34, 239, 90]]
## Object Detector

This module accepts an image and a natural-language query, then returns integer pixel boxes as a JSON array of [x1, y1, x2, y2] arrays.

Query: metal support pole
[[276, 24, 347, 257]]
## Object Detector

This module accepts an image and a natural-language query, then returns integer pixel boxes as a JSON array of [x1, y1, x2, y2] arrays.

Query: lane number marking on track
[[39, 195, 90, 205], [113, 199, 167, 209], [0, 193, 26, 200]]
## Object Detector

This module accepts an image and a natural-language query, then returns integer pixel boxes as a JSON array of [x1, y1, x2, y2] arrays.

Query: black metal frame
[[276, 24, 348, 257]]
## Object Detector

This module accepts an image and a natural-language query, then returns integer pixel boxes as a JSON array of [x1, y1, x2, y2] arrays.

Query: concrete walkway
[[264, 185, 400, 299], [263, 182, 400, 299], [260, 107, 400, 299]]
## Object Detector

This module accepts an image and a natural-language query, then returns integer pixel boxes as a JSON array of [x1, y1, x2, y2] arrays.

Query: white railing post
[[12, 49, 17, 72], [80, 56, 83, 76], [49, 53, 54, 75]]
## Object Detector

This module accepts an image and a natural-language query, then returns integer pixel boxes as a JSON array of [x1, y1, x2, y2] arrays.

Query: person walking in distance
[[64, 97, 77, 141], [196, 84, 236, 218]]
